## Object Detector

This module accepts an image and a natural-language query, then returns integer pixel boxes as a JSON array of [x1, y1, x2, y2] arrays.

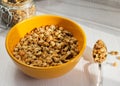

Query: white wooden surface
[[35, 0, 120, 31]]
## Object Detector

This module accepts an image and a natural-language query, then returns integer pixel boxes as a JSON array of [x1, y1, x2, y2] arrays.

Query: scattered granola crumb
[[112, 62, 118, 67], [108, 51, 119, 55], [117, 56, 120, 60]]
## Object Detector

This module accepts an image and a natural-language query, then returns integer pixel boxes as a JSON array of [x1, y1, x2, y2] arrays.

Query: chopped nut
[[53, 57, 60, 63]]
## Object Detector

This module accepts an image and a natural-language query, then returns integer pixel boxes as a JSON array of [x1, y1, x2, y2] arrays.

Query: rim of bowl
[[5, 14, 87, 70]]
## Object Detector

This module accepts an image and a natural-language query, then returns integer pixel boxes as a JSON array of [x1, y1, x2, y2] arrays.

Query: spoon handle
[[97, 63, 103, 86]]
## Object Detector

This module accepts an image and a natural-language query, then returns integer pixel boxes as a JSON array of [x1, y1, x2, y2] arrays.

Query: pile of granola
[[13, 25, 80, 67]]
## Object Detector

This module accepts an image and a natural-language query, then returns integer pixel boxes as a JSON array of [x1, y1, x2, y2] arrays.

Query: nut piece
[[13, 25, 79, 67], [93, 40, 107, 63]]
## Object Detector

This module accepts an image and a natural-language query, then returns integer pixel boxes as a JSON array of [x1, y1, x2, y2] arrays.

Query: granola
[[13, 25, 80, 67]]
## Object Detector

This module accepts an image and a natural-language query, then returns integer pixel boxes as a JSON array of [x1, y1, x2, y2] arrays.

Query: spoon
[[93, 40, 107, 86]]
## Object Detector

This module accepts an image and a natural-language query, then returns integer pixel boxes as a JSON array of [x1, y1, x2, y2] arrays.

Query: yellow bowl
[[5, 14, 86, 79]]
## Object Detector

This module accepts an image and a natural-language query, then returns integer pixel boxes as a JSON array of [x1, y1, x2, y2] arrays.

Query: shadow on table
[[14, 64, 120, 86], [13, 58, 98, 86]]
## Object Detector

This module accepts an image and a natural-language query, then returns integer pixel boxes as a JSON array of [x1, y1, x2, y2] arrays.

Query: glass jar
[[0, 5, 12, 29], [1, 0, 36, 27]]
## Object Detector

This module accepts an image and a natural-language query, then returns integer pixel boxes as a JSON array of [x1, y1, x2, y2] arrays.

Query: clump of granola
[[93, 40, 107, 63], [13, 25, 80, 67]]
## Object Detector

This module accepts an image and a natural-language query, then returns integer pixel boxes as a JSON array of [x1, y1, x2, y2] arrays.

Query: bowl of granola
[[5, 14, 86, 79]]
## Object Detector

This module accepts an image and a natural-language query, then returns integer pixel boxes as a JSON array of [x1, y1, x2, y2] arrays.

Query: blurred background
[[35, 0, 120, 31], [0, 0, 120, 31]]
